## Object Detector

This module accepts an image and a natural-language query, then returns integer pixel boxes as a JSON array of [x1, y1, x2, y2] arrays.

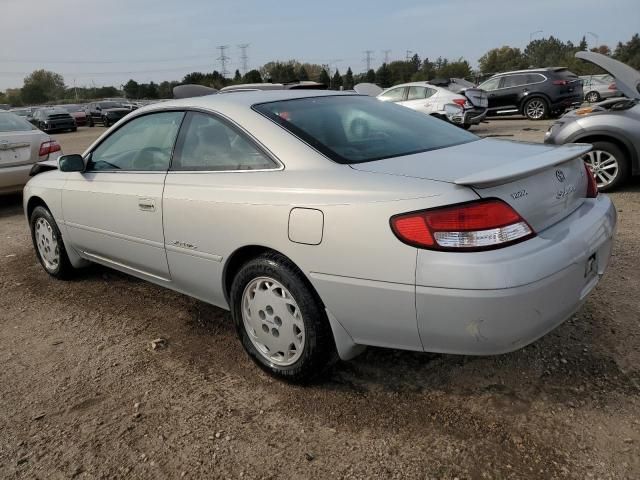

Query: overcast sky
[[1, 0, 638, 90]]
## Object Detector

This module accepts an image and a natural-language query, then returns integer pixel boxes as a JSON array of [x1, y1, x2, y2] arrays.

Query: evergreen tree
[[343, 67, 354, 89], [375, 63, 392, 88], [298, 66, 309, 81], [243, 69, 263, 83], [234, 70, 242, 82], [331, 69, 343, 90], [365, 69, 376, 83], [318, 68, 331, 87]]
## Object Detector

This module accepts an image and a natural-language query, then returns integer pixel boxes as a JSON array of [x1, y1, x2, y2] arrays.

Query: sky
[[1, 0, 639, 91]]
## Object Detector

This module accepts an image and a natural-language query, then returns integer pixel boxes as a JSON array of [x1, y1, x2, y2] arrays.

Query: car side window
[[171, 111, 277, 171], [86, 111, 184, 172], [525, 73, 545, 84], [479, 77, 501, 91], [502, 74, 528, 88], [425, 87, 437, 98], [406, 86, 427, 100], [378, 87, 406, 102]]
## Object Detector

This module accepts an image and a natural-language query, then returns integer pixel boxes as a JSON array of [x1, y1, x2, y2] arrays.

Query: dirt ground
[[1, 120, 639, 479]]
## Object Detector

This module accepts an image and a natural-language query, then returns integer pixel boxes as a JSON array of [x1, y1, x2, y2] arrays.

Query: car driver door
[[61, 111, 184, 281]]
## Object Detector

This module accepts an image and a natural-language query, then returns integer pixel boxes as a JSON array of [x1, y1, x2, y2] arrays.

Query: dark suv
[[85, 101, 133, 127], [478, 68, 583, 120]]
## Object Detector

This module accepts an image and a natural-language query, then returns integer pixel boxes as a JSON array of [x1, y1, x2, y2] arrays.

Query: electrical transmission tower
[[363, 50, 374, 71], [216, 45, 230, 77], [405, 50, 413, 61], [237, 44, 250, 75], [382, 50, 391, 64]]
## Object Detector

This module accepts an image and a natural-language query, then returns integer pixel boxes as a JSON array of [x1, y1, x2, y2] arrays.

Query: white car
[[377, 81, 488, 129], [24, 91, 615, 382], [0, 111, 62, 195]]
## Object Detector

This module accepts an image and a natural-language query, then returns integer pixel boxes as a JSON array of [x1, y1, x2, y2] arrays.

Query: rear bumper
[[462, 108, 487, 125], [415, 195, 616, 354], [0, 164, 34, 194]]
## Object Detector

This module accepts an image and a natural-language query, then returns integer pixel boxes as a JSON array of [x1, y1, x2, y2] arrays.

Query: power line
[[216, 45, 230, 78], [0, 63, 216, 76], [237, 44, 250, 75], [405, 50, 413, 61], [382, 50, 392, 64], [363, 50, 374, 71], [0, 54, 215, 65]]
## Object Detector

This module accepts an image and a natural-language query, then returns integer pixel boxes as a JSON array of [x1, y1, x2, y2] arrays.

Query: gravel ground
[[1, 120, 639, 479]]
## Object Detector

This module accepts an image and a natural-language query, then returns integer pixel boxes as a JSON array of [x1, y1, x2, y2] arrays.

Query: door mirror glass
[[58, 154, 85, 172]]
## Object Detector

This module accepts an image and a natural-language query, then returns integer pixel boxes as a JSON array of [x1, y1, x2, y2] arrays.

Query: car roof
[[489, 67, 568, 77], [381, 81, 445, 90], [141, 89, 358, 114]]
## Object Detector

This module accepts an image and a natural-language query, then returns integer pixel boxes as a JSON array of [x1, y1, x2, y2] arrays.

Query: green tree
[[182, 72, 207, 85], [243, 69, 263, 83], [318, 68, 331, 87], [123, 79, 140, 99], [478, 46, 528, 74], [614, 33, 640, 69], [388, 60, 413, 84], [365, 69, 376, 83], [343, 67, 354, 90], [261, 61, 298, 83], [330, 69, 343, 90], [579, 36, 588, 51], [375, 63, 392, 88], [233, 70, 242, 82], [22, 69, 65, 103], [298, 66, 309, 81], [409, 53, 421, 74]]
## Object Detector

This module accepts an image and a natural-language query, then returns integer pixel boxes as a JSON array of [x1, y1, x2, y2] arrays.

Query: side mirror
[[58, 154, 85, 173]]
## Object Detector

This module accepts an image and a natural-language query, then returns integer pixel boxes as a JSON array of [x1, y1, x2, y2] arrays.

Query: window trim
[[168, 110, 282, 173], [84, 110, 186, 173]]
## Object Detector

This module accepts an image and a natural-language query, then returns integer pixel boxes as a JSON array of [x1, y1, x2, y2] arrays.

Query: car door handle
[[138, 198, 156, 212]]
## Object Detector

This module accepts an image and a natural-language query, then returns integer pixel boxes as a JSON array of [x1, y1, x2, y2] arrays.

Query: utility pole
[[382, 50, 391, 64], [237, 44, 250, 75], [405, 50, 413, 62], [216, 45, 230, 77], [363, 50, 374, 71]]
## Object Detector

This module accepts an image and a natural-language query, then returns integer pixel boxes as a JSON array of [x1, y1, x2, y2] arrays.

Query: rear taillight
[[553, 80, 569, 86], [452, 98, 466, 107], [608, 82, 617, 90], [584, 162, 599, 198], [390, 199, 535, 251], [38, 140, 61, 157]]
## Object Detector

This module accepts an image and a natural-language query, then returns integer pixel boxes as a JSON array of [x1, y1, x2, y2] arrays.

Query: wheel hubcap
[[526, 100, 545, 119], [241, 277, 305, 366], [34, 217, 60, 271], [582, 150, 619, 188]]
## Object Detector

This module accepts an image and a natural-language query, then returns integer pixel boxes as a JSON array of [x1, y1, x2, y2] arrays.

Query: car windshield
[[0, 112, 34, 132], [253, 95, 478, 164]]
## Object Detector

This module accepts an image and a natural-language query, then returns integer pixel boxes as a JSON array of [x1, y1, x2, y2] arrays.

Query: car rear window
[[253, 95, 478, 164], [0, 112, 34, 132]]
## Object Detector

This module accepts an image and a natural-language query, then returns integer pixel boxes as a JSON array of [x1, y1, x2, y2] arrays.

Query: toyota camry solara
[[24, 90, 616, 381]]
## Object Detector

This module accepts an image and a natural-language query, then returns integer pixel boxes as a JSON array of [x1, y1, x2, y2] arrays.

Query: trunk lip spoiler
[[454, 143, 592, 187]]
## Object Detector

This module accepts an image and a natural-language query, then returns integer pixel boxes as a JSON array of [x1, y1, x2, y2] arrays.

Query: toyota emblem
[[555, 170, 566, 182]]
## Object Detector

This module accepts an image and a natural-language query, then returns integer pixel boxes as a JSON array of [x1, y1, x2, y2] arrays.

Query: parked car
[[9, 107, 34, 121], [478, 67, 583, 120], [61, 104, 88, 126], [580, 76, 621, 103], [376, 81, 488, 129], [85, 101, 132, 127], [545, 51, 640, 191], [0, 111, 62, 194], [24, 91, 615, 382], [30, 108, 77, 133]]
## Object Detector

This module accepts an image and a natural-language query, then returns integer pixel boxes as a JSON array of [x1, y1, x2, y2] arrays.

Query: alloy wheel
[[586, 92, 600, 103], [241, 276, 305, 367], [582, 150, 619, 189], [525, 99, 546, 120], [35, 217, 60, 272]]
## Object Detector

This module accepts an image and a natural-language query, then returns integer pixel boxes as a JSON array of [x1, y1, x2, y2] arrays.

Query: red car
[[61, 105, 87, 127]]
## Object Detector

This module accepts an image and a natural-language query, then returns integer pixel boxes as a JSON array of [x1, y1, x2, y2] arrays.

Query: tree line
[[2, 33, 638, 106]]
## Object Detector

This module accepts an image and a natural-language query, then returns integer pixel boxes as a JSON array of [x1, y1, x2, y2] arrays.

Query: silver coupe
[[24, 90, 616, 381]]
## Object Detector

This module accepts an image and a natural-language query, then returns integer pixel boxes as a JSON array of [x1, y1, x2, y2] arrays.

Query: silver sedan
[[24, 91, 616, 381]]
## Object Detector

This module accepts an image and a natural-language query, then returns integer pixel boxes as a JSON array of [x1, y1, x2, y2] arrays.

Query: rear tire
[[229, 252, 336, 382], [581, 141, 629, 192], [461, 123, 472, 130], [88, 117, 94, 127], [103, 117, 110, 127], [586, 91, 601, 103], [523, 97, 548, 120], [29, 206, 75, 280]]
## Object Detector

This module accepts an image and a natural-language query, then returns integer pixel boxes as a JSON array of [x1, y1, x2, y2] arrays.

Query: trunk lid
[[350, 138, 590, 232], [463, 88, 488, 108], [0, 131, 47, 168]]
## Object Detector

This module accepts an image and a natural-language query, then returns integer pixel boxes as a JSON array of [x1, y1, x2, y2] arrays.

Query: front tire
[[523, 97, 548, 120], [30, 206, 74, 279], [581, 141, 629, 192], [230, 252, 336, 382]]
